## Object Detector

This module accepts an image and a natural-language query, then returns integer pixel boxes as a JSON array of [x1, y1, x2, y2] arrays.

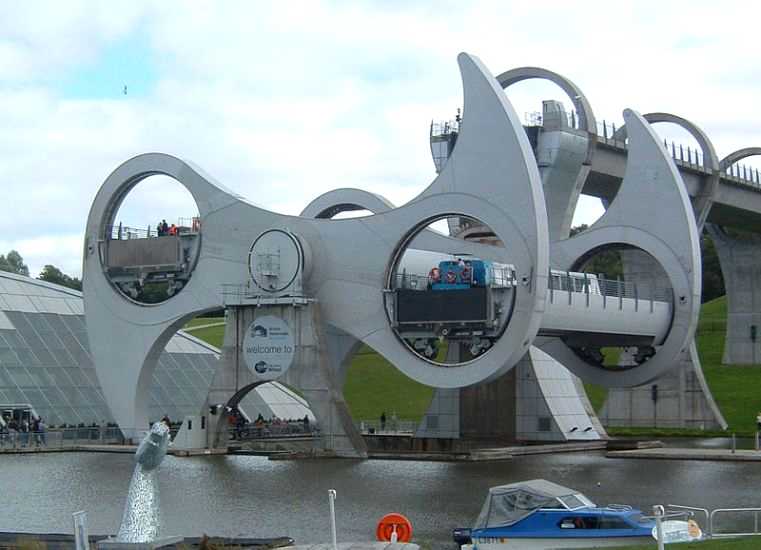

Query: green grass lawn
[[185, 297, 761, 432], [578, 538, 761, 550], [343, 345, 434, 421], [184, 316, 225, 329], [187, 322, 225, 348], [696, 296, 761, 435]]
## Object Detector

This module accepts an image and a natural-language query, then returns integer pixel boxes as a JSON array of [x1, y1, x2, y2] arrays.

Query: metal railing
[[710, 508, 761, 539], [107, 217, 201, 240], [666, 504, 710, 530], [0, 427, 123, 450], [725, 163, 761, 186], [430, 119, 461, 138], [356, 419, 418, 435], [393, 268, 672, 310], [224, 422, 319, 441], [549, 272, 673, 302], [665, 504, 761, 540], [521, 109, 761, 187]]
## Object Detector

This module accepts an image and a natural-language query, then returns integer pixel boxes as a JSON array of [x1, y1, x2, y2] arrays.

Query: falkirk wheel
[[83, 53, 701, 456]]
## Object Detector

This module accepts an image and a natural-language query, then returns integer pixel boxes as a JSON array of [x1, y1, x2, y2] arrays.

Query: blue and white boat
[[454, 479, 656, 549]]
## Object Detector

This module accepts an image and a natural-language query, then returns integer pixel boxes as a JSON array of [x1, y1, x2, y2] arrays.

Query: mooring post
[[653, 505, 665, 550], [328, 489, 338, 550]]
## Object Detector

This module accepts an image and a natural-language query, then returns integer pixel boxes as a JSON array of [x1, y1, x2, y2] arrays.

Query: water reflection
[[1, 451, 760, 547]]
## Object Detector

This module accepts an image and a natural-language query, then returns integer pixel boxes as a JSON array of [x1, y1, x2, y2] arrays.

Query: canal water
[[1, 451, 759, 547]]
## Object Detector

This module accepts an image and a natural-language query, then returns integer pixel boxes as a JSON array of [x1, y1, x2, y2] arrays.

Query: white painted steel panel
[[542, 293, 671, 342]]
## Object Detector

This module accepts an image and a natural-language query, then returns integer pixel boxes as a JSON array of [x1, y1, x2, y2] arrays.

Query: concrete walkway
[[607, 447, 761, 461]]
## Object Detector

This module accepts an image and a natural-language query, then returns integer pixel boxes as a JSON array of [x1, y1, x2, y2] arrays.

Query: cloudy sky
[[1, 1, 759, 278]]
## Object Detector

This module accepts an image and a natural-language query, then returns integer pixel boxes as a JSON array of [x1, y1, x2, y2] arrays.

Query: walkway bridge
[[434, 113, 761, 229]]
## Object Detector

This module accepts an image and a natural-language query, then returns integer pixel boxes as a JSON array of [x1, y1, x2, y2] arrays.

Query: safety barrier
[[666, 504, 761, 540], [516, 110, 761, 186], [0, 426, 124, 450], [106, 217, 201, 240], [393, 269, 673, 306], [223, 423, 318, 441], [357, 419, 418, 435], [710, 508, 761, 539]]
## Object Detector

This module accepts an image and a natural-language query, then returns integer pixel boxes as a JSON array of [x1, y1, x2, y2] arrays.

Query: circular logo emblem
[[243, 316, 295, 380]]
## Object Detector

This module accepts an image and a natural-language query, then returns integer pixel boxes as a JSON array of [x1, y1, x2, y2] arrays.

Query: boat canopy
[[474, 479, 595, 530]]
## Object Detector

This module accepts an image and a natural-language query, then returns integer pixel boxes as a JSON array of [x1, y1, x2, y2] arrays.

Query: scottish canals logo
[[242, 316, 295, 380]]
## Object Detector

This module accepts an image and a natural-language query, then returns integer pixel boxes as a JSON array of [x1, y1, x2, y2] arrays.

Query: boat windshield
[[474, 480, 594, 530], [559, 493, 595, 510]]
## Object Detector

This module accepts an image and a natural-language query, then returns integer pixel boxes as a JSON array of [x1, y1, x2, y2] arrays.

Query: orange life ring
[[445, 270, 457, 283], [376, 512, 413, 542]]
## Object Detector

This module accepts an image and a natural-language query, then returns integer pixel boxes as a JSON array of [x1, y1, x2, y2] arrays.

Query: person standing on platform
[[380, 411, 387, 431]]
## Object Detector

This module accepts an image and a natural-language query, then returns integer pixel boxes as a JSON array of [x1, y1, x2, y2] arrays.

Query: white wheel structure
[[83, 53, 701, 436]]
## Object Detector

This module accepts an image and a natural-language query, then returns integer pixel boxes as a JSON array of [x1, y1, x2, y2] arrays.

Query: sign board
[[652, 519, 702, 543], [73, 511, 89, 550], [243, 316, 295, 380]]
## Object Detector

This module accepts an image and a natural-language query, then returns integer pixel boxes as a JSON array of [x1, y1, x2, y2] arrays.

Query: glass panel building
[[0, 272, 311, 427]]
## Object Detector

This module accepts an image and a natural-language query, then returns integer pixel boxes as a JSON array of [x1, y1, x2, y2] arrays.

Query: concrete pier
[[607, 447, 761, 462], [708, 225, 761, 364]]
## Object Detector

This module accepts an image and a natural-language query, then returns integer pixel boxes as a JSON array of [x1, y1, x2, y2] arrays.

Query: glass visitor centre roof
[[0, 271, 311, 427]]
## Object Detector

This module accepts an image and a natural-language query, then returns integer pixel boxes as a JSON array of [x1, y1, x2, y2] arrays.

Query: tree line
[[0, 250, 82, 291]]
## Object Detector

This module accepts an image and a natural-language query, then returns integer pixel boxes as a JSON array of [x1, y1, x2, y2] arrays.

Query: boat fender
[[376, 512, 413, 543]]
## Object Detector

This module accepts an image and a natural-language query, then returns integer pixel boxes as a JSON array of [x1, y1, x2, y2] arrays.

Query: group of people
[[227, 410, 313, 440], [0, 416, 46, 448], [156, 219, 178, 236]]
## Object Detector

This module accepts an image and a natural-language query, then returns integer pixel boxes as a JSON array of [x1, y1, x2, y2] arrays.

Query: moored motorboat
[[455, 479, 656, 549]]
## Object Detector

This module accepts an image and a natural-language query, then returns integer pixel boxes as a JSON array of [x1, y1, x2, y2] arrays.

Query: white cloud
[[1, 1, 759, 279]]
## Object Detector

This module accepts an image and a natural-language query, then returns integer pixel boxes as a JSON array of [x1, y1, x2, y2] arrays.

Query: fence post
[[549, 269, 554, 304], [634, 282, 638, 312], [731, 433, 736, 454], [654, 505, 665, 550], [584, 273, 590, 307], [328, 489, 338, 550]]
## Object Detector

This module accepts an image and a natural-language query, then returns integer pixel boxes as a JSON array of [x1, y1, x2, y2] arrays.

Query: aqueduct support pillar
[[416, 345, 604, 442], [205, 303, 367, 457], [599, 249, 726, 429]]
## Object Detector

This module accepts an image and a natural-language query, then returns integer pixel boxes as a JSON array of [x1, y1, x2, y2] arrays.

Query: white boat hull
[[463, 536, 654, 549]]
